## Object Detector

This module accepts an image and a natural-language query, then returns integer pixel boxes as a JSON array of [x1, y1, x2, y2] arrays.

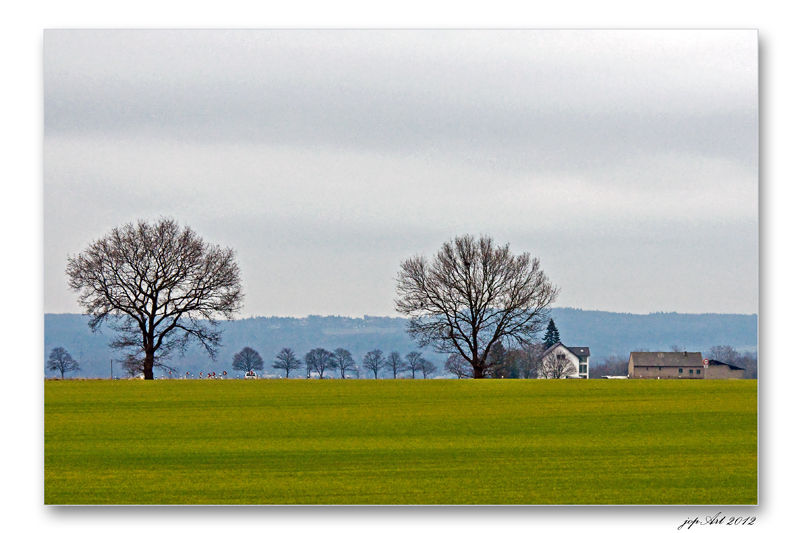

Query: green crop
[[45, 379, 757, 504]]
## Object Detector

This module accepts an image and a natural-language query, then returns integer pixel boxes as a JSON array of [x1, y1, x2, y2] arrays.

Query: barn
[[704, 359, 746, 379], [627, 351, 705, 379]]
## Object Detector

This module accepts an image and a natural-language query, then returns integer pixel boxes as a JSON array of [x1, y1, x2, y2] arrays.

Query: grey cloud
[[44, 30, 758, 316], [45, 30, 757, 172]]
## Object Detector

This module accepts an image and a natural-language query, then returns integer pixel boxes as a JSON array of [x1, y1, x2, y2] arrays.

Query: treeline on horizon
[[44, 308, 757, 379]]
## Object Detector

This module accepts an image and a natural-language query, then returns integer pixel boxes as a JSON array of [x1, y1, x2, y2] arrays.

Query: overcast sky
[[44, 29, 758, 317]]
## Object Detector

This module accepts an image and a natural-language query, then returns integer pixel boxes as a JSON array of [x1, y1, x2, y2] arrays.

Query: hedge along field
[[45, 379, 757, 505]]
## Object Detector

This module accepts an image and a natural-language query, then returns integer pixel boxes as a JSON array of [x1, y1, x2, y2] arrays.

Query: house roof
[[542, 342, 591, 358], [567, 346, 590, 357], [707, 359, 746, 371], [629, 352, 704, 367]]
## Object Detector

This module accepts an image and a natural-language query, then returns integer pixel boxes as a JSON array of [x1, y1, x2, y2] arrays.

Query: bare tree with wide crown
[[396, 234, 559, 379], [66, 218, 244, 380]]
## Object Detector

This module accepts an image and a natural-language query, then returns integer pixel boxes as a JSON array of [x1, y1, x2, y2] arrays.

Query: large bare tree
[[395, 235, 559, 379], [66, 218, 243, 380]]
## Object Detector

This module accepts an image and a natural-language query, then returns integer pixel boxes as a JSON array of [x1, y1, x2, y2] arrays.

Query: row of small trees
[[232, 347, 438, 379]]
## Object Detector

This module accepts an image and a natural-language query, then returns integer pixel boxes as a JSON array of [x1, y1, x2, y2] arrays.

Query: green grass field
[[45, 379, 757, 505]]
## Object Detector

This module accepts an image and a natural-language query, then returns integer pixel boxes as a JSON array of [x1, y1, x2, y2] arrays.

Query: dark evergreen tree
[[542, 319, 561, 348], [488, 342, 517, 378]]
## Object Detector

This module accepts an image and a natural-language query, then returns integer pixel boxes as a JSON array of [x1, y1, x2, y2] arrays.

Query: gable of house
[[542, 342, 591, 379]]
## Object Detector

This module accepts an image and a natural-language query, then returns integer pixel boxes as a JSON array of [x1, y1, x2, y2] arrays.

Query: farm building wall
[[704, 364, 745, 380], [629, 365, 705, 379]]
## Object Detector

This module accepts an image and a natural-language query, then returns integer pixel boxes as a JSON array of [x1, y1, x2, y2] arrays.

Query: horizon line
[[44, 307, 759, 320]]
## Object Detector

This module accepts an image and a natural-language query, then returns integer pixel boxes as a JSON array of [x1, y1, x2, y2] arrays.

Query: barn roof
[[629, 352, 704, 367], [707, 359, 746, 371]]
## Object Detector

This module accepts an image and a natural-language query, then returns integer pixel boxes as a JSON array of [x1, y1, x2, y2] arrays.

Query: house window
[[557, 353, 565, 360], [579, 364, 587, 374], [689, 369, 693, 374], [696, 369, 701, 376], [679, 368, 683, 373]]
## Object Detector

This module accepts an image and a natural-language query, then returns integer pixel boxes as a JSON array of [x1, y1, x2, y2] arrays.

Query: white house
[[540, 342, 591, 379]]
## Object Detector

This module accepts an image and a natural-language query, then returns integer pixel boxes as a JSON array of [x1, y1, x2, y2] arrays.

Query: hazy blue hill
[[45, 309, 757, 378], [550, 308, 758, 357], [44, 314, 118, 378]]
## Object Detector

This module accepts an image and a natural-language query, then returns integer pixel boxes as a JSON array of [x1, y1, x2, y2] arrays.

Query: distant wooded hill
[[44, 309, 757, 379]]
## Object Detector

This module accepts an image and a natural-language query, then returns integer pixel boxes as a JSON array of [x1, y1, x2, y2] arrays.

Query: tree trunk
[[473, 365, 486, 379], [144, 348, 155, 380]]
